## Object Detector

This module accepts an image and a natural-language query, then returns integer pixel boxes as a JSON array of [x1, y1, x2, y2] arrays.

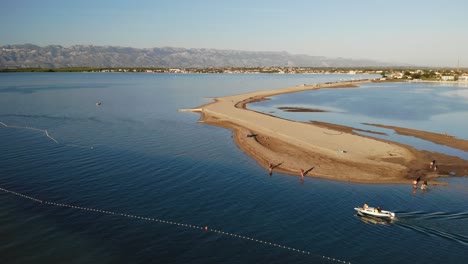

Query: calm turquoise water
[[0, 73, 466, 264]]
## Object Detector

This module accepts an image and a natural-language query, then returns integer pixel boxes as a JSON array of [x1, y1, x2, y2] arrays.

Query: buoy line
[[0, 185, 351, 263], [0, 121, 59, 143], [0, 121, 92, 149]]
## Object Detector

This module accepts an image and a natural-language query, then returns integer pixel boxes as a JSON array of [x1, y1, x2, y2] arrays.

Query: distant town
[[2, 66, 468, 82]]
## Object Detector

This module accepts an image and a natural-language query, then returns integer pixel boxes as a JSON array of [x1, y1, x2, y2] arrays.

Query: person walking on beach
[[413, 176, 421, 188], [430, 160, 436, 169], [267, 162, 283, 177], [300, 169, 305, 179], [299, 169, 305, 184]]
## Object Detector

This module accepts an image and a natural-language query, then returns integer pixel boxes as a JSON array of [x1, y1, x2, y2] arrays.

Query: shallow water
[[0, 73, 466, 264], [250, 81, 468, 160]]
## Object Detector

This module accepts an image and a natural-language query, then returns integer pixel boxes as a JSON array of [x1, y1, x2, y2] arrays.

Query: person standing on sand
[[300, 169, 304, 178]]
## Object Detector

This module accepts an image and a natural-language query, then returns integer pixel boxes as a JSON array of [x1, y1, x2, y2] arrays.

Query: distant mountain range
[[0, 44, 398, 68]]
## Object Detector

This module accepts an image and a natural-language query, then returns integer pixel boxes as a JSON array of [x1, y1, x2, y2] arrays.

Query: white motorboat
[[354, 206, 396, 219]]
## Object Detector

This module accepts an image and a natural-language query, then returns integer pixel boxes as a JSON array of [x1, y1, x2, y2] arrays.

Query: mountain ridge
[[1, 44, 400, 68]]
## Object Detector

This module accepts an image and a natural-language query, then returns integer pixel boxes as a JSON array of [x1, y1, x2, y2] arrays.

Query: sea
[[0, 73, 466, 264]]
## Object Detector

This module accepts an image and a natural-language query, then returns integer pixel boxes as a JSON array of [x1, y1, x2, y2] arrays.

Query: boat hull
[[354, 207, 395, 219]]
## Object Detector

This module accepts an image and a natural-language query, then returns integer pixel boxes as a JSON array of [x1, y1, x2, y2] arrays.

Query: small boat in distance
[[354, 206, 396, 219], [96, 102, 102, 106]]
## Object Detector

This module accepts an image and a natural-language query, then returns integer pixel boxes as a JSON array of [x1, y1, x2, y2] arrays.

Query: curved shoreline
[[187, 80, 468, 184]]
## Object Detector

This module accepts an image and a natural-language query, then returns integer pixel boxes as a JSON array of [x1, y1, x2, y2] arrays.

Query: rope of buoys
[[0, 121, 92, 149], [0, 185, 351, 263], [1, 121, 59, 143], [44, 130, 59, 143]]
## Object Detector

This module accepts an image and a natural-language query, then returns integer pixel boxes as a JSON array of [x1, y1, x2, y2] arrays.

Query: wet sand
[[187, 80, 468, 184], [310, 121, 468, 184], [364, 123, 468, 152], [278, 107, 328, 112]]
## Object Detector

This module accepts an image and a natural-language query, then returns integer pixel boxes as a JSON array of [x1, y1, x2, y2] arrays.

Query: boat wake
[[395, 210, 468, 220], [393, 211, 468, 246]]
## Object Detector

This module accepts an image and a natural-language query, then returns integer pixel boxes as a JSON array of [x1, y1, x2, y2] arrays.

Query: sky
[[1, 0, 467, 67]]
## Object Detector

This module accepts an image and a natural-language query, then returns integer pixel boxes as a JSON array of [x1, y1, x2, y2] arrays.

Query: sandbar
[[186, 80, 468, 184]]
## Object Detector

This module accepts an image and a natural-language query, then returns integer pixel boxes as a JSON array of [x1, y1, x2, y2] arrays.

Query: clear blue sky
[[2, 0, 467, 67]]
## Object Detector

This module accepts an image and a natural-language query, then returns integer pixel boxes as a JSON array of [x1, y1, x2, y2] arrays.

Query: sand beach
[[187, 80, 468, 184]]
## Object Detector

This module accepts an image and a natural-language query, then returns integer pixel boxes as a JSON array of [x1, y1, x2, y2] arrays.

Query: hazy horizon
[[2, 0, 467, 67]]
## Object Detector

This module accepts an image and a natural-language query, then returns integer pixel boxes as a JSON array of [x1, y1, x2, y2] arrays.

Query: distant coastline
[[0, 66, 389, 74], [2, 67, 468, 85]]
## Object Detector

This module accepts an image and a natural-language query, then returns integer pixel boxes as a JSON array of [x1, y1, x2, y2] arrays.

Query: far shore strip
[[184, 79, 468, 184]]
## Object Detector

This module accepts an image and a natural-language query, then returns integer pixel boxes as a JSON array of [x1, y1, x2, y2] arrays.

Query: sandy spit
[[186, 80, 468, 184]]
